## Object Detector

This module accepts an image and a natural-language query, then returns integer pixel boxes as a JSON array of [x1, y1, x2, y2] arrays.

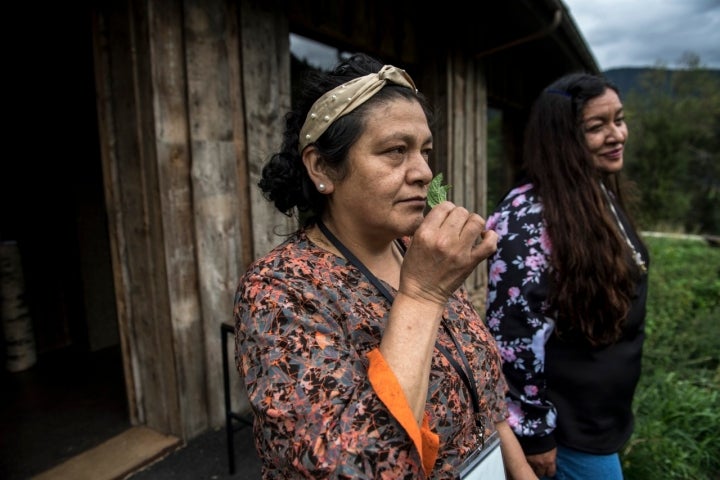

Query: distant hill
[[603, 67, 720, 96]]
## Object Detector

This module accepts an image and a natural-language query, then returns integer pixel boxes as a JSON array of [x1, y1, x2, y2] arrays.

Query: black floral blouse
[[485, 183, 648, 454], [234, 230, 508, 479]]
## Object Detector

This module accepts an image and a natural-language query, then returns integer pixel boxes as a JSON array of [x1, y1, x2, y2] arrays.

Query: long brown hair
[[523, 73, 644, 346]]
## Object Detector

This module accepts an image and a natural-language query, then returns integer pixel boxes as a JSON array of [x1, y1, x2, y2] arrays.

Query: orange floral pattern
[[234, 230, 508, 479]]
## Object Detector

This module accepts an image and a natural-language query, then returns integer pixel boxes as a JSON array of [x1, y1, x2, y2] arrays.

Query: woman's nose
[[608, 123, 627, 143], [410, 152, 433, 183]]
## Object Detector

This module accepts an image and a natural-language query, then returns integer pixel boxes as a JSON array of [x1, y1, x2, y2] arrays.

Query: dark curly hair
[[523, 72, 646, 346], [258, 52, 433, 225]]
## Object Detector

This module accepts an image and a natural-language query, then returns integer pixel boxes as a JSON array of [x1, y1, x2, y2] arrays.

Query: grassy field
[[621, 234, 719, 479]]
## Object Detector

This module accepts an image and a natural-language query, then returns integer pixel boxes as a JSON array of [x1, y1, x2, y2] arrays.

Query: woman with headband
[[234, 53, 536, 479]]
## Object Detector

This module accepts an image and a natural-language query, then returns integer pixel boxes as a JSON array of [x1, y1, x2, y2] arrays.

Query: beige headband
[[298, 64, 418, 152]]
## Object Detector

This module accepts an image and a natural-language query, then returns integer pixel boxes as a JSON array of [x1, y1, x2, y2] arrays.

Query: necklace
[[600, 182, 647, 274], [315, 219, 487, 448]]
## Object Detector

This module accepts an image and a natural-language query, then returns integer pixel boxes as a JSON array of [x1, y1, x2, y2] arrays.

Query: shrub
[[621, 235, 720, 479]]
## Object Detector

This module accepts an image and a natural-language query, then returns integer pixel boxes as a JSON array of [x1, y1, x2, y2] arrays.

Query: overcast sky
[[562, 0, 720, 70]]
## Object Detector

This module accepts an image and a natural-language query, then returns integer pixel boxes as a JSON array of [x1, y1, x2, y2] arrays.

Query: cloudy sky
[[562, 0, 720, 70]]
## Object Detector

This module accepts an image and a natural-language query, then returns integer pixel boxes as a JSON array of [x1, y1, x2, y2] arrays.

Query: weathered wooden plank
[[450, 51, 468, 209], [183, 0, 252, 430], [148, 0, 206, 438], [421, 53, 449, 177], [471, 64, 489, 313], [93, 0, 185, 429], [94, 0, 187, 436], [124, 0, 183, 434], [446, 52, 489, 312], [92, 4, 140, 426], [226, 2, 254, 275], [240, 0, 294, 259], [224, 0, 254, 418]]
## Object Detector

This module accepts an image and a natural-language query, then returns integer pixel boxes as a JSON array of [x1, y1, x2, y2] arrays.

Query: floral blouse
[[484, 182, 648, 454], [234, 230, 508, 479], [484, 183, 556, 442]]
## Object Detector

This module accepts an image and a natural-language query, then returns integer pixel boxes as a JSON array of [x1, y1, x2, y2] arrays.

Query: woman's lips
[[399, 197, 427, 208], [602, 147, 623, 160]]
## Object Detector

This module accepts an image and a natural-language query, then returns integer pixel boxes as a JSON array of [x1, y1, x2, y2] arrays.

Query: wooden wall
[[445, 52, 490, 311], [93, 0, 293, 438]]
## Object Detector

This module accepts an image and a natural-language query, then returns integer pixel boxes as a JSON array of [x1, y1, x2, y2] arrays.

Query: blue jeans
[[541, 445, 623, 480]]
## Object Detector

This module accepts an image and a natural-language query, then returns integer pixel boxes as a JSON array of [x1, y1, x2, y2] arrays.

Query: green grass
[[621, 235, 720, 480]]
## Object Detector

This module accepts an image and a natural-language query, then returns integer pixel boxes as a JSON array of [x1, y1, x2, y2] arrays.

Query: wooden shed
[[1, 0, 597, 474]]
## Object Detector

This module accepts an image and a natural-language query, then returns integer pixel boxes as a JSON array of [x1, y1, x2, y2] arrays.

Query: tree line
[[621, 56, 719, 235]]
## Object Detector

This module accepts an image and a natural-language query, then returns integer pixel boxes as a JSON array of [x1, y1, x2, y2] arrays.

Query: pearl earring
[[318, 183, 326, 192]]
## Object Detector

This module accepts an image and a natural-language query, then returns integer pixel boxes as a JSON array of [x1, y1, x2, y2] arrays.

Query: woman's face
[[326, 97, 433, 244], [582, 88, 628, 173]]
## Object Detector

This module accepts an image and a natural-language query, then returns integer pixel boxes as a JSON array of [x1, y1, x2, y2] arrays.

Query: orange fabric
[[367, 348, 439, 476]]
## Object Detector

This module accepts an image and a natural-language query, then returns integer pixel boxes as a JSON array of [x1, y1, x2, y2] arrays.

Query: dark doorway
[[0, 6, 129, 479]]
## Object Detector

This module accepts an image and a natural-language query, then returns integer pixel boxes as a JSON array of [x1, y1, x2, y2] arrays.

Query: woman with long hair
[[485, 72, 649, 480]]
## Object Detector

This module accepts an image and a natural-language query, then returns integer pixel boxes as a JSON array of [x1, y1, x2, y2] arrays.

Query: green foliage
[[640, 236, 720, 365], [623, 60, 720, 235], [427, 173, 451, 208], [623, 372, 719, 480], [621, 236, 720, 479]]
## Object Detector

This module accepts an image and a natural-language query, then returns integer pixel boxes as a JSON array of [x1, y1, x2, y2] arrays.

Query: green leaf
[[427, 173, 451, 208]]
